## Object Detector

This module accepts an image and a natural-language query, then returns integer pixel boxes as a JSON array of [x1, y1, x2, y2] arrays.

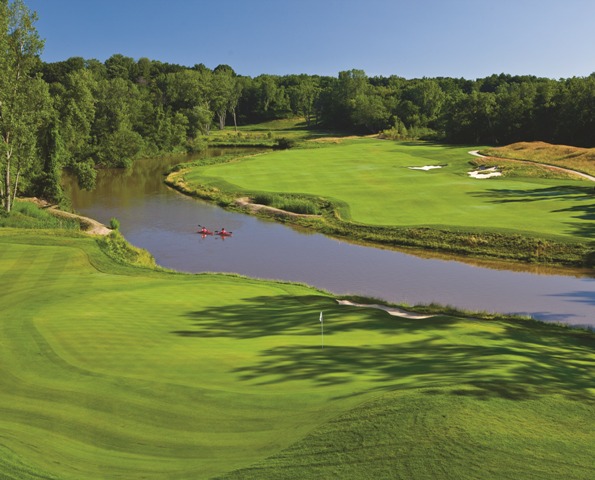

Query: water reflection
[[63, 151, 595, 327]]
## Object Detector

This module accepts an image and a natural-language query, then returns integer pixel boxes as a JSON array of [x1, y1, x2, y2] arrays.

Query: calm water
[[64, 152, 595, 327]]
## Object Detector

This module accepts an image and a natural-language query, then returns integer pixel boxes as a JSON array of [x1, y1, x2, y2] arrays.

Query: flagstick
[[320, 311, 324, 349]]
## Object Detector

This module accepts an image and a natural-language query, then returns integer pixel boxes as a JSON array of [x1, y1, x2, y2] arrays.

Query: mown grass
[[483, 141, 595, 177], [167, 138, 595, 266], [220, 389, 595, 480], [0, 228, 593, 479]]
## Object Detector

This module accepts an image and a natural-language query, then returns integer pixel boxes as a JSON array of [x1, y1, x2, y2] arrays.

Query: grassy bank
[[483, 141, 595, 177], [0, 226, 593, 479], [166, 138, 595, 267], [0, 200, 81, 231]]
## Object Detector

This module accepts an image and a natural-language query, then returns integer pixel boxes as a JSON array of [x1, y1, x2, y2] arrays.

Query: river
[[64, 151, 595, 328]]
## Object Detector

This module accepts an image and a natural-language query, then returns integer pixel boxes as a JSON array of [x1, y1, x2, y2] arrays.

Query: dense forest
[[1, 0, 594, 211]]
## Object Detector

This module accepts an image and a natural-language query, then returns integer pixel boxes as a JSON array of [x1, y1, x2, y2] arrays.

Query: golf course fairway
[[176, 138, 594, 242], [0, 229, 593, 479]]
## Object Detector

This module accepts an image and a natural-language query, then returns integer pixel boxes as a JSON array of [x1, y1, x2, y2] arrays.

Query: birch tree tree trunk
[[0, 0, 49, 213]]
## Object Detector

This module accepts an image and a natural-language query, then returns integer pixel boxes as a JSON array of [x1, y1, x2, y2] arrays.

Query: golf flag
[[320, 311, 324, 349]]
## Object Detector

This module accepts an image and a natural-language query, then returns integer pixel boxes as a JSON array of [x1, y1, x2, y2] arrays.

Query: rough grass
[[0, 230, 593, 479], [0, 200, 80, 230], [483, 141, 595, 176], [469, 157, 580, 180], [207, 117, 326, 147], [251, 192, 321, 215]]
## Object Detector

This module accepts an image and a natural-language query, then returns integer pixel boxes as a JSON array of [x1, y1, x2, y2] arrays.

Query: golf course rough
[[0, 229, 593, 479]]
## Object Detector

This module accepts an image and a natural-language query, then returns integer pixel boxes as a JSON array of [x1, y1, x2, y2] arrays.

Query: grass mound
[[221, 388, 595, 480], [484, 142, 595, 176]]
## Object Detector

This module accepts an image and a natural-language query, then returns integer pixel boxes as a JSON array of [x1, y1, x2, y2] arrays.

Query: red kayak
[[216, 231, 232, 237], [197, 225, 213, 235]]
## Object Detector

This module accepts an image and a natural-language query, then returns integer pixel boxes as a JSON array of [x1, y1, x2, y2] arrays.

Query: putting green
[[0, 230, 593, 479], [184, 139, 594, 241]]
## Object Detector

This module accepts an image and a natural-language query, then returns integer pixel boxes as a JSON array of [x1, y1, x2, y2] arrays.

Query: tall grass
[[96, 230, 156, 268], [0, 201, 80, 230], [251, 193, 321, 215], [483, 141, 595, 176]]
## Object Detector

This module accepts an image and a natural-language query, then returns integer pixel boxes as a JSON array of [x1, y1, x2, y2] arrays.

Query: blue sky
[[26, 0, 595, 80]]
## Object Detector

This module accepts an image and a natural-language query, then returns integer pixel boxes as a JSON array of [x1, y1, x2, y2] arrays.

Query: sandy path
[[235, 197, 320, 218], [468, 151, 595, 182], [22, 198, 111, 235], [336, 299, 434, 319]]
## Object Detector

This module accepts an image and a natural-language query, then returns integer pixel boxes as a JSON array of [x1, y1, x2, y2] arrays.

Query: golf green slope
[[181, 139, 594, 241], [0, 229, 593, 479]]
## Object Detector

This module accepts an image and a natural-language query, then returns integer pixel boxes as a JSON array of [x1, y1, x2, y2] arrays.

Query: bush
[[273, 137, 297, 150], [186, 136, 208, 153], [97, 231, 155, 268], [109, 217, 120, 230]]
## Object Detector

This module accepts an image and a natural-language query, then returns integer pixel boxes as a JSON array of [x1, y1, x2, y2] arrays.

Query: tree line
[[1, 0, 594, 212]]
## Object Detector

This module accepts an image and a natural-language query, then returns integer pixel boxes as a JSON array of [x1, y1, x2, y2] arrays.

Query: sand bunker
[[336, 300, 434, 319], [408, 165, 443, 171], [468, 167, 502, 179]]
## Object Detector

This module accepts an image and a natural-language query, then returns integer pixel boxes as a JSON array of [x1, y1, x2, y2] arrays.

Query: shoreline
[[165, 166, 594, 269], [21, 197, 112, 236], [16, 199, 593, 332]]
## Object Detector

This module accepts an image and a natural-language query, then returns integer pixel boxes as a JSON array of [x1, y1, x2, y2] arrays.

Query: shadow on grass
[[469, 185, 595, 238], [171, 295, 461, 340], [171, 295, 595, 401], [471, 185, 594, 204]]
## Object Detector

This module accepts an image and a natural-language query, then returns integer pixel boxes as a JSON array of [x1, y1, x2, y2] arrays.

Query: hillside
[[483, 142, 595, 177]]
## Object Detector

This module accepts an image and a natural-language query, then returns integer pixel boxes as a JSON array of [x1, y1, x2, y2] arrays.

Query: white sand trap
[[468, 167, 502, 179], [408, 165, 443, 171], [337, 300, 434, 319], [468, 150, 484, 158]]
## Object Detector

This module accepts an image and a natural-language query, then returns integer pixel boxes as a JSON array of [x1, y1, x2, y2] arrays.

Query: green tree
[[160, 69, 213, 137], [351, 93, 390, 132], [211, 68, 234, 130], [289, 76, 320, 127], [0, 0, 51, 212], [92, 77, 144, 167], [228, 76, 245, 131], [444, 90, 497, 144]]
